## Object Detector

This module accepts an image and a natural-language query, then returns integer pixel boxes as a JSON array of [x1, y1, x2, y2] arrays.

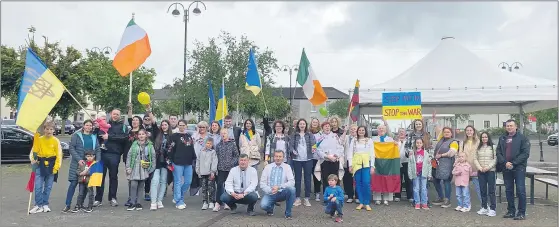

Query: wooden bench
[[535, 178, 558, 200], [496, 178, 504, 203]]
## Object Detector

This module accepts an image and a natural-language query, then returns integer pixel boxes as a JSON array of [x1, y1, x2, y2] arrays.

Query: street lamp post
[[91, 46, 112, 55], [167, 1, 207, 119], [280, 65, 299, 107], [498, 62, 523, 72]]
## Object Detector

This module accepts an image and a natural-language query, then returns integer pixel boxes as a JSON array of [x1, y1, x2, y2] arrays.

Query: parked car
[[547, 133, 558, 146], [187, 124, 197, 135], [55, 120, 75, 135], [72, 121, 84, 131], [1, 119, 19, 128], [1, 126, 70, 163]]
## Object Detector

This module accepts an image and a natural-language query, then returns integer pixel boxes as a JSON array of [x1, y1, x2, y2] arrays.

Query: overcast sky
[[2, 1, 557, 92]]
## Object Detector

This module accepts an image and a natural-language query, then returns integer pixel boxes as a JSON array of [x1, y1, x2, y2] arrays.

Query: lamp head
[[501, 66, 506, 70], [172, 9, 181, 16], [514, 66, 520, 70], [283, 68, 288, 72], [192, 7, 202, 15]]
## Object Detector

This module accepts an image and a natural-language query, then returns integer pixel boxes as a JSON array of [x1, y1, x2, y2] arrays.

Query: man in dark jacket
[[496, 119, 530, 220], [94, 108, 129, 207], [224, 115, 241, 151]]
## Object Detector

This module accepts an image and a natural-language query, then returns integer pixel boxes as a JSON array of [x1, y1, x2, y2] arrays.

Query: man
[[224, 115, 242, 150], [496, 119, 530, 221], [169, 114, 179, 133], [94, 108, 128, 207], [220, 154, 259, 216], [260, 150, 296, 219]]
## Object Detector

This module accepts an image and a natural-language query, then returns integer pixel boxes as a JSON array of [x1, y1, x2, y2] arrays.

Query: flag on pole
[[113, 17, 151, 77], [371, 142, 401, 193], [215, 78, 228, 126], [348, 80, 360, 122], [88, 161, 104, 187], [16, 48, 65, 133], [296, 48, 327, 106], [245, 48, 262, 96], [25, 171, 35, 192], [208, 80, 216, 123]]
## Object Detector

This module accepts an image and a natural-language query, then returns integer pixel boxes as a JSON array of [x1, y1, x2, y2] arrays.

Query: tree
[[327, 99, 350, 119], [151, 99, 182, 118]]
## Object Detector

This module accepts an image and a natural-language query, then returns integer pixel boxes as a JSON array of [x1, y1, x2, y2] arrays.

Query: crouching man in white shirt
[[220, 154, 259, 216], [260, 150, 296, 219]]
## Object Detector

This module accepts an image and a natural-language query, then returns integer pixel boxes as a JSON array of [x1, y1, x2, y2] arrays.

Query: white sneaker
[[294, 198, 302, 206], [213, 203, 220, 212], [201, 202, 209, 210], [460, 207, 471, 212], [42, 205, 51, 212], [29, 205, 43, 214], [477, 208, 488, 215], [346, 198, 354, 203], [176, 204, 186, 210], [256, 191, 261, 199], [455, 206, 463, 211], [93, 201, 102, 207], [355, 199, 360, 204], [208, 203, 215, 209], [315, 193, 321, 202], [303, 198, 312, 207], [157, 201, 164, 209], [150, 203, 157, 211], [223, 204, 231, 210], [172, 199, 176, 204], [486, 209, 496, 217]]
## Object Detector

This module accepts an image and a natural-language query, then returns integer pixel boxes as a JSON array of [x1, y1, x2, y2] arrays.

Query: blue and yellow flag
[[215, 77, 228, 126], [16, 48, 65, 132], [88, 160, 104, 187], [208, 80, 216, 123], [244, 130, 254, 141], [245, 48, 262, 96]]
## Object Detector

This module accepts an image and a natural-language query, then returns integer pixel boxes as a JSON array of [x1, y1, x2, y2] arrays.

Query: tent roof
[[359, 38, 557, 114]]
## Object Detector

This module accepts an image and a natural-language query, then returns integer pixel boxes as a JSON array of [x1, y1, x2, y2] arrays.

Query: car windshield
[[1, 119, 16, 125]]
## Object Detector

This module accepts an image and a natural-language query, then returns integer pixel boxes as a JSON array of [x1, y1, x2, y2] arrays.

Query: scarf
[[244, 130, 254, 141]]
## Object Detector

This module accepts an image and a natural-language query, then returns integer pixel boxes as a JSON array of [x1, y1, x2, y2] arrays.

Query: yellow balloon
[[137, 92, 151, 105]]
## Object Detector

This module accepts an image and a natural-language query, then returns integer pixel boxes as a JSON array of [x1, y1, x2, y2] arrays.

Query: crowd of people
[[27, 103, 531, 222]]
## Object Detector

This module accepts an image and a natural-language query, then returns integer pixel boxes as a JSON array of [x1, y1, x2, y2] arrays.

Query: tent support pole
[[519, 104, 525, 134]]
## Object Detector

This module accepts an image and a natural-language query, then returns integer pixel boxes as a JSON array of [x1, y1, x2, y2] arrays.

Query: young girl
[[408, 138, 432, 210], [196, 138, 218, 210], [324, 174, 344, 223], [125, 129, 156, 211], [474, 132, 497, 217], [452, 152, 472, 212], [150, 120, 172, 211]]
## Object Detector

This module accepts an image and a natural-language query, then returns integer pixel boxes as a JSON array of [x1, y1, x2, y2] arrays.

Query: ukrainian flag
[[88, 160, 104, 187], [208, 80, 216, 123], [16, 48, 65, 133], [215, 78, 228, 126], [245, 48, 262, 96]]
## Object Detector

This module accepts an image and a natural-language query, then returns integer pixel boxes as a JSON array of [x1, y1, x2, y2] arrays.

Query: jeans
[[395, 163, 413, 200], [216, 171, 229, 205], [325, 200, 344, 216], [503, 167, 527, 215], [292, 160, 313, 198], [470, 177, 482, 205], [65, 180, 79, 206], [260, 187, 296, 217], [434, 177, 452, 200], [220, 191, 258, 211], [412, 176, 428, 205], [478, 171, 496, 210], [456, 186, 471, 208], [354, 167, 371, 205], [77, 183, 94, 208], [312, 159, 322, 194], [150, 168, 168, 203], [34, 168, 55, 206], [129, 180, 145, 205], [172, 164, 193, 206], [343, 166, 355, 199], [95, 153, 120, 202]]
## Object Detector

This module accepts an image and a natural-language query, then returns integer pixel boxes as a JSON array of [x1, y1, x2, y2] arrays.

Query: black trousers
[[144, 172, 153, 194], [395, 163, 413, 200], [343, 165, 355, 198], [216, 170, 230, 205], [95, 153, 120, 202], [321, 161, 340, 193]]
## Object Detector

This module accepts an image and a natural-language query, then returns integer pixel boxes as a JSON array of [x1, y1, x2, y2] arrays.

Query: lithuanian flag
[[371, 142, 401, 193], [113, 16, 151, 76]]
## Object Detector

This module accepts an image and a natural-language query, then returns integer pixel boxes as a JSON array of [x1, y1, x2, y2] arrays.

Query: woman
[[460, 125, 482, 207], [209, 121, 222, 147], [239, 119, 261, 168], [290, 119, 316, 207], [329, 116, 343, 136], [342, 125, 358, 203], [149, 120, 172, 210], [474, 132, 497, 217], [191, 121, 210, 200], [371, 125, 396, 205], [310, 118, 322, 201], [432, 127, 458, 208], [316, 121, 344, 193], [169, 120, 197, 210], [348, 126, 375, 211], [264, 120, 291, 163], [395, 128, 413, 203], [214, 128, 239, 212], [63, 120, 101, 213]]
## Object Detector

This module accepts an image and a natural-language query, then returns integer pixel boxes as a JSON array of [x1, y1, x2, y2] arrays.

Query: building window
[[484, 120, 491, 129], [468, 120, 474, 126], [310, 105, 317, 113], [79, 113, 84, 121]]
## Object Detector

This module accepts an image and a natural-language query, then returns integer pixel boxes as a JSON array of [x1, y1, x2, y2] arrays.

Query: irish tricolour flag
[[113, 17, 151, 77], [296, 49, 327, 106]]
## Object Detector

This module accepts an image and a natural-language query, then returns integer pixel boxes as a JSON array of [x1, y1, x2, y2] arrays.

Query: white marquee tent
[[359, 38, 557, 120]]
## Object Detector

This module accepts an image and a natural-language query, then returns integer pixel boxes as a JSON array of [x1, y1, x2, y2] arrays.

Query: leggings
[[129, 180, 145, 205]]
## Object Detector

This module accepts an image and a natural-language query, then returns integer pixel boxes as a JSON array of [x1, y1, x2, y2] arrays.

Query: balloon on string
[[137, 92, 151, 105], [319, 107, 328, 117]]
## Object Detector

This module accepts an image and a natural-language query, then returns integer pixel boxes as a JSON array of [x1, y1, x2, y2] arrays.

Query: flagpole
[[222, 77, 225, 127], [62, 85, 93, 120], [27, 192, 32, 215], [345, 88, 353, 125], [129, 71, 133, 103]]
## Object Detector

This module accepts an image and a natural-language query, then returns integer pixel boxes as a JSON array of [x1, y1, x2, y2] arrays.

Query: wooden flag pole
[[129, 71, 133, 103], [62, 85, 93, 120], [27, 192, 32, 215]]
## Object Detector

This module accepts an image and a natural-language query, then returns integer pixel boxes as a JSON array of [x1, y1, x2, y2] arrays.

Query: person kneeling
[[220, 154, 259, 216], [260, 150, 296, 219], [324, 174, 344, 223]]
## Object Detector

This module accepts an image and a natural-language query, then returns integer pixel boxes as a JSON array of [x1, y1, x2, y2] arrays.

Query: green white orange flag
[[296, 49, 327, 106], [113, 17, 151, 76]]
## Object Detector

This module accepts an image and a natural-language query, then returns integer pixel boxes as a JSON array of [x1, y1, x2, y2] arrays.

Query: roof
[[152, 87, 349, 101]]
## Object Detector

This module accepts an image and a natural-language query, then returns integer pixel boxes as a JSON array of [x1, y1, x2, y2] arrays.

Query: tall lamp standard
[[167, 1, 207, 119], [91, 46, 112, 55], [280, 64, 299, 107]]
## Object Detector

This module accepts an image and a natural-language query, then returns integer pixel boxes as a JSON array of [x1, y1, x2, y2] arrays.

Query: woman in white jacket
[[315, 121, 345, 193], [342, 125, 358, 203]]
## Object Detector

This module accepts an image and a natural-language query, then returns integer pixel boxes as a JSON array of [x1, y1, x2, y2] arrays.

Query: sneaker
[[285, 216, 293, 220], [415, 204, 421, 210], [224, 204, 231, 210], [355, 199, 360, 204], [124, 199, 132, 207], [315, 193, 321, 202], [256, 191, 261, 199], [29, 205, 43, 214], [503, 212, 515, 218], [71, 206, 81, 213], [335, 217, 343, 223], [383, 200, 389, 206], [42, 205, 51, 212], [294, 198, 302, 206], [208, 203, 215, 209], [61, 206, 71, 213], [394, 198, 401, 202], [441, 199, 451, 208], [303, 198, 312, 207], [455, 206, 463, 211], [513, 214, 526, 220], [431, 198, 444, 205], [374, 201, 381, 205], [150, 203, 157, 211], [172, 199, 176, 204], [135, 204, 143, 211], [267, 212, 274, 216], [213, 203, 220, 212], [176, 204, 186, 210], [421, 204, 429, 210], [408, 199, 414, 203], [127, 204, 136, 211], [93, 201, 102, 207], [110, 199, 119, 207], [201, 202, 209, 210], [83, 207, 93, 213], [156, 201, 164, 209], [346, 198, 353, 203], [144, 194, 151, 201], [487, 209, 496, 217], [477, 208, 488, 215], [248, 210, 256, 216], [460, 207, 471, 212], [230, 207, 238, 214]]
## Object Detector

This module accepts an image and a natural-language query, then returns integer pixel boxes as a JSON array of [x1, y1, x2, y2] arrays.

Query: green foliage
[[151, 99, 181, 117], [531, 108, 558, 125], [327, 99, 350, 119], [480, 127, 506, 138]]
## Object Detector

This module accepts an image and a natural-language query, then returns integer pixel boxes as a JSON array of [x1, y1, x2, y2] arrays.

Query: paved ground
[[1, 158, 558, 227]]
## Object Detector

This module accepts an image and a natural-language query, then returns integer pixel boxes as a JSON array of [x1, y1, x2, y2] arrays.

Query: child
[[408, 138, 432, 210], [453, 152, 472, 212], [29, 121, 62, 214], [95, 113, 111, 150], [125, 129, 156, 211], [72, 150, 96, 213], [196, 137, 218, 210], [323, 174, 344, 223]]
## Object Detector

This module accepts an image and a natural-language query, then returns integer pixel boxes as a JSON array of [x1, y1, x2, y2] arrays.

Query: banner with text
[[382, 92, 422, 120]]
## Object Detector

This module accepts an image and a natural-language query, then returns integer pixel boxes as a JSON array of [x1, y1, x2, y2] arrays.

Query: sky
[[2, 1, 557, 93]]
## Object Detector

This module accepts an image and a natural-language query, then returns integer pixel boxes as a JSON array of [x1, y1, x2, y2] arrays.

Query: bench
[[496, 178, 504, 203], [535, 178, 558, 200]]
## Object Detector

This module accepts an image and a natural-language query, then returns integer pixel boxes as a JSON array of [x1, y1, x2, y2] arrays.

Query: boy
[[324, 174, 344, 223], [29, 121, 63, 214], [195, 138, 218, 210], [72, 150, 96, 213]]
